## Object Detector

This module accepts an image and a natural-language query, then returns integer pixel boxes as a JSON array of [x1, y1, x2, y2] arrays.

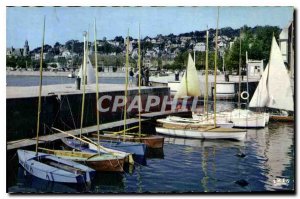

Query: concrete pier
[[150, 73, 259, 100], [6, 83, 170, 141]]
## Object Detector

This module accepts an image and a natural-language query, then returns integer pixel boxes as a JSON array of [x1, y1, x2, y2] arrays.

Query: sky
[[6, 6, 294, 49]]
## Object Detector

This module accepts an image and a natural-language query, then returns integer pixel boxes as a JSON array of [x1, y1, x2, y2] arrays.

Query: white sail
[[249, 37, 293, 111], [77, 56, 96, 84], [249, 64, 269, 108], [174, 53, 201, 98]]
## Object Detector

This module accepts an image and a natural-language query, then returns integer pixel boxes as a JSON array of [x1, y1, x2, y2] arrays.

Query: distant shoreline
[[6, 70, 126, 77]]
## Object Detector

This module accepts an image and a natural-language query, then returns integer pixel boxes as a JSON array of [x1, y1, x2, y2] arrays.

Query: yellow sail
[[174, 53, 201, 98]]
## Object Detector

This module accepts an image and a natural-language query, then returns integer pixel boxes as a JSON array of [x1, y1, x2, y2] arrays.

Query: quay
[[7, 118, 147, 150], [150, 74, 260, 100], [7, 83, 170, 142]]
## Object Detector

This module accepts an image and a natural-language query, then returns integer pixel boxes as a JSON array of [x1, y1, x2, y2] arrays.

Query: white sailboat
[[158, 29, 233, 128], [174, 53, 201, 99], [193, 30, 268, 128], [249, 36, 294, 122], [77, 56, 96, 84], [156, 8, 247, 141], [192, 109, 267, 128], [17, 18, 96, 183]]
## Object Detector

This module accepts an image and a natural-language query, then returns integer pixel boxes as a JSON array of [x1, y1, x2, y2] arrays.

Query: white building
[[194, 42, 206, 52], [247, 59, 263, 78], [279, 26, 289, 63]]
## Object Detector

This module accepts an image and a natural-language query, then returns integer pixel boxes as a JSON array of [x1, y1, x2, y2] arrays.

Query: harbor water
[[7, 121, 295, 193], [6, 75, 125, 87]]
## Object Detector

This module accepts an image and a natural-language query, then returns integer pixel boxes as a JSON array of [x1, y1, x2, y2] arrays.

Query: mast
[[246, 51, 249, 106], [204, 28, 209, 118], [138, 24, 141, 137], [80, 31, 88, 139], [124, 29, 129, 141], [94, 19, 100, 153], [213, 7, 219, 127], [35, 16, 46, 156], [238, 29, 242, 109]]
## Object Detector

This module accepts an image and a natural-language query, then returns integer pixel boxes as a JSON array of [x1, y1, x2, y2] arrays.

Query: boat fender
[[241, 91, 249, 100]]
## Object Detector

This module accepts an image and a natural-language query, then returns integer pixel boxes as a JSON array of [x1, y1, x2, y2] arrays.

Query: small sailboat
[[61, 23, 144, 163], [193, 29, 268, 128], [17, 150, 95, 184], [17, 17, 96, 184], [96, 25, 164, 149], [249, 36, 294, 122], [77, 57, 96, 84], [44, 29, 129, 172], [155, 8, 247, 141]]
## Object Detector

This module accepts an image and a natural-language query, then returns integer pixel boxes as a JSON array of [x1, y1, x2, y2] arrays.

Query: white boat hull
[[17, 149, 95, 184], [192, 109, 268, 128], [155, 127, 246, 141], [157, 116, 234, 128]]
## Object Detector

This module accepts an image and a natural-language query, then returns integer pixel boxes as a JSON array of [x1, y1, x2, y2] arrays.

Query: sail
[[174, 53, 201, 98], [249, 36, 293, 111], [249, 64, 269, 108], [77, 56, 96, 84]]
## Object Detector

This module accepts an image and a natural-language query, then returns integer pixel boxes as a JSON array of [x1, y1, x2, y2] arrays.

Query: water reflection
[[7, 123, 294, 193], [246, 123, 294, 191]]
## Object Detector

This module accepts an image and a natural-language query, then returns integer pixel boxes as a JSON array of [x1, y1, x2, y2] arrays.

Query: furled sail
[[249, 36, 293, 111], [174, 53, 201, 98], [77, 56, 96, 84]]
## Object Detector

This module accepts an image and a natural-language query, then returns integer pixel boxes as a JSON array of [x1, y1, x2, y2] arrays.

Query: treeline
[[224, 25, 281, 72], [168, 25, 281, 72]]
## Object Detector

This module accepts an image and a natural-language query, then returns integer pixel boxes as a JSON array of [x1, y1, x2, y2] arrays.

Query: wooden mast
[[80, 31, 88, 139], [94, 19, 100, 153], [204, 27, 209, 119], [138, 24, 142, 137], [238, 29, 242, 109], [35, 16, 46, 156], [213, 7, 219, 127], [124, 29, 129, 141]]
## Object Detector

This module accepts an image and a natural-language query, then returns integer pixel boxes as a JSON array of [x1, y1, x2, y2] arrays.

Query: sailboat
[[193, 29, 268, 128], [155, 8, 247, 141], [157, 29, 234, 129], [249, 36, 294, 122], [94, 25, 164, 149], [42, 29, 129, 172], [17, 18, 96, 184], [76, 56, 96, 84], [61, 24, 146, 163]]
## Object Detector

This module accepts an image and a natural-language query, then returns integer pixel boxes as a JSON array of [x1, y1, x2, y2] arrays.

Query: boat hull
[[157, 117, 234, 128], [39, 148, 125, 172], [230, 116, 266, 128], [138, 136, 164, 149], [269, 115, 294, 122], [97, 134, 164, 149], [85, 158, 124, 172], [97, 140, 147, 157], [155, 127, 246, 141], [192, 110, 267, 128], [17, 149, 95, 184]]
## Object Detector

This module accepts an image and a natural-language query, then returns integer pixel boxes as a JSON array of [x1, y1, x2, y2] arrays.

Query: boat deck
[[139, 110, 191, 119]]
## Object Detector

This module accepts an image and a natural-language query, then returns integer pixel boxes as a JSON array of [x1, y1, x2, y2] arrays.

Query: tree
[[224, 25, 280, 73], [114, 36, 124, 43], [53, 42, 61, 55]]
